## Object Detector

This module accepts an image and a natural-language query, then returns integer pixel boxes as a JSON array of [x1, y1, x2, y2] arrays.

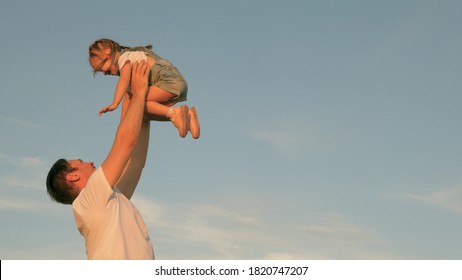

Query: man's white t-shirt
[[72, 167, 154, 260]]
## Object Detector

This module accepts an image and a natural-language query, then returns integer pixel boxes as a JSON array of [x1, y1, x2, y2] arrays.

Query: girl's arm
[[98, 62, 132, 116]]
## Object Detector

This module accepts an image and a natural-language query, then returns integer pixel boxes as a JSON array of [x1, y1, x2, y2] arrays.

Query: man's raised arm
[[101, 61, 149, 188], [115, 116, 150, 199]]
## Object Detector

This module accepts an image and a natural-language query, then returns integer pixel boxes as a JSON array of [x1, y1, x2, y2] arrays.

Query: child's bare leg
[[145, 86, 176, 118], [146, 86, 189, 137]]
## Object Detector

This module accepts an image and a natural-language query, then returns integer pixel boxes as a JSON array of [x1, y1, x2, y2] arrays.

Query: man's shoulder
[[87, 166, 104, 184], [73, 167, 113, 208]]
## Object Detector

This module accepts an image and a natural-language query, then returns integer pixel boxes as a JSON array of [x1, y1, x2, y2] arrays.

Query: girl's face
[[90, 51, 118, 76]]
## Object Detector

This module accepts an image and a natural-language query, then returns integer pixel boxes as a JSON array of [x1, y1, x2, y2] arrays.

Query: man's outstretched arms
[[101, 61, 150, 189]]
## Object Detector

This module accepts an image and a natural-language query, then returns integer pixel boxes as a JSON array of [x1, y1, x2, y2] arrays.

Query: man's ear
[[66, 173, 80, 183]]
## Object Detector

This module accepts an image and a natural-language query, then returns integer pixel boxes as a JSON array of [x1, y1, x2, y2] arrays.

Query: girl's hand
[[98, 104, 118, 116]]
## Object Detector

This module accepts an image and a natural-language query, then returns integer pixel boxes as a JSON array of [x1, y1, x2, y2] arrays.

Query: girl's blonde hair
[[88, 38, 153, 76], [88, 38, 125, 75]]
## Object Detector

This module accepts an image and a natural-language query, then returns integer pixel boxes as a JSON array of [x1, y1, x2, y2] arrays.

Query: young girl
[[88, 38, 200, 139]]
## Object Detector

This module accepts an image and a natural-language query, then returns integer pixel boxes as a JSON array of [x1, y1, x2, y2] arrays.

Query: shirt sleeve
[[117, 51, 147, 70], [74, 167, 114, 209], [117, 52, 131, 70]]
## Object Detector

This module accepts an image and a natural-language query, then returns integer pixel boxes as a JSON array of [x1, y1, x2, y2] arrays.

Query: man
[[46, 61, 155, 259]]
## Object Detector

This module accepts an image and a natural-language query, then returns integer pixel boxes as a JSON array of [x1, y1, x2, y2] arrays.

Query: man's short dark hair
[[46, 159, 78, 205]]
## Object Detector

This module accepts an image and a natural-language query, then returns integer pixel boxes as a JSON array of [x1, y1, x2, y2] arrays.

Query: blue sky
[[1, 0, 462, 259]]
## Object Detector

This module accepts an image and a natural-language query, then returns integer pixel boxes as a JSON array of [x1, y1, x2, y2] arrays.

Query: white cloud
[[0, 153, 47, 168], [0, 193, 395, 260], [133, 196, 394, 260], [0, 116, 39, 128], [295, 214, 394, 259], [133, 196, 266, 259], [193, 205, 263, 226], [250, 121, 338, 158], [0, 196, 52, 211], [0, 153, 48, 191], [0, 241, 85, 260], [251, 129, 306, 158], [411, 186, 462, 213], [0, 176, 42, 190], [18, 157, 47, 168]]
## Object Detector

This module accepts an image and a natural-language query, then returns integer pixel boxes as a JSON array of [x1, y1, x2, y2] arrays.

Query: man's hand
[[130, 61, 149, 98]]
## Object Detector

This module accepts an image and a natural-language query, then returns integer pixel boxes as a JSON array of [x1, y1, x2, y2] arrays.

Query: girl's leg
[[145, 86, 189, 137], [145, 86, 176, 118]]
